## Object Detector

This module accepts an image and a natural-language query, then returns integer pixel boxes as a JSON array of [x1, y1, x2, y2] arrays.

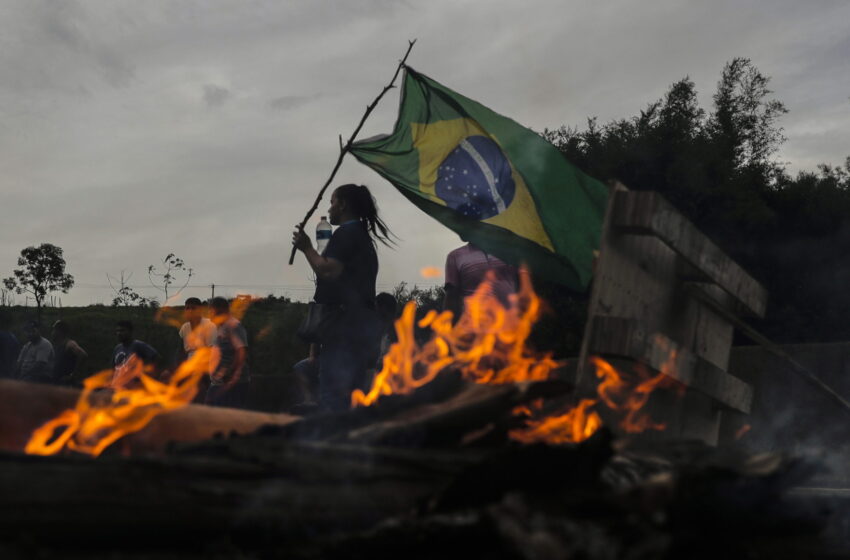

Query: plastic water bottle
[[316, 216, 332, 254]]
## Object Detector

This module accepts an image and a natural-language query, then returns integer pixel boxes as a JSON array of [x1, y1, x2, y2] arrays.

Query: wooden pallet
[[578, 186, 767, 444]]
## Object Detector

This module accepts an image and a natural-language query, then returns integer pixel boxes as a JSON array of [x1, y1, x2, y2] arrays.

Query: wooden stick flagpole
[[288, 39, 416, 265]]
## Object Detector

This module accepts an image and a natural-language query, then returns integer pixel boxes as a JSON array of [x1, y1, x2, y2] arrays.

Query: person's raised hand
[[292, 228, 312, 253]]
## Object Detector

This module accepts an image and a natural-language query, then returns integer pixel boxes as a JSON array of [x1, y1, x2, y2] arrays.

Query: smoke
[[731, 343, 850, 485]]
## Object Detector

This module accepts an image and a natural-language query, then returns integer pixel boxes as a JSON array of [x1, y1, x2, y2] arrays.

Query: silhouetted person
[[111, 320, 159, 388], [292, 183, 389, 412], [0, 310, 20, 379], [51, 320, 87, 386], [443, 242, 518, 319], [291, 343, 320, 413], [205, 297, 250, 409], [14, 320, 55, 384]]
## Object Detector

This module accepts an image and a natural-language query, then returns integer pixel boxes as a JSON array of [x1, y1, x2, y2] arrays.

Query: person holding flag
[[291, 184, 390, 412]]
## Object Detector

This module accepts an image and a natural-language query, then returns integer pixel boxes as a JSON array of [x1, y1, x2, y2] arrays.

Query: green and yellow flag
[[350, 67, 608, 290]]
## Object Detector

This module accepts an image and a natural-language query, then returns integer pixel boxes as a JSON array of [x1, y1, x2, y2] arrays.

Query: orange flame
[[25, 296, 259, 457], [592, 356, 682, 433], [352, 270, 558, 407], [352, 270, 681, 445], [508, 357, 682, 444], [26, 348, 213, 457], [509, 398, 603, 444]]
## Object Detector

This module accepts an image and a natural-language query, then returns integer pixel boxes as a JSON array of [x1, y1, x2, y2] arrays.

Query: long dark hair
[[334, 184, 394, 247]]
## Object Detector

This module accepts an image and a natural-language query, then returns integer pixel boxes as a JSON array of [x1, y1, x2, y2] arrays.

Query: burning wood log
[[0, 379, 298, 455]]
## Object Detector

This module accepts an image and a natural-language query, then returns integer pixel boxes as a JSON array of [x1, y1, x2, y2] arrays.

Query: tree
[[3, 243, 74, 320], [148, 253, 193, 304], [107, 270, 155, 307], [709, 57, 788, 177], [541, 58, 850, 344], [391, 282, 445, 313]]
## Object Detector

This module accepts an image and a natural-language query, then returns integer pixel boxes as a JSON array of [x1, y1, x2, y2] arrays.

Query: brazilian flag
[[350, 67, 608, 290]]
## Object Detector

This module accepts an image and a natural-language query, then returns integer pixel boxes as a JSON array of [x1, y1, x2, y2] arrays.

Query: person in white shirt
[[178, 297, 217, 402], [178, 297, 217, 360], [14, 320, 54, 384]]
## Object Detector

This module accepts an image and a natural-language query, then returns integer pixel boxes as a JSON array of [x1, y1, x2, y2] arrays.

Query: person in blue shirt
[[111, 320, 159, 388], [292, 184, 391, 412]]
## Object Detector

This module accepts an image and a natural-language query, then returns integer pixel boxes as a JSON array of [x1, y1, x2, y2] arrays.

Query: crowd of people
[[0, 315, 89, 386], [0, 182, 516, 414], [0, 297, 253, 409]]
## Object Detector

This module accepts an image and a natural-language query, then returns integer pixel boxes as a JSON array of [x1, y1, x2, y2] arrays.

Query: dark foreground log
[[0, 378, 844, 558], [0, 379, 298, 455], [0, 433, 838, 559], [0, 441, 473, 546]]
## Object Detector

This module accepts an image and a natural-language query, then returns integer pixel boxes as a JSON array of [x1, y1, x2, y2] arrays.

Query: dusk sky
[[2, 0, 848, 306]]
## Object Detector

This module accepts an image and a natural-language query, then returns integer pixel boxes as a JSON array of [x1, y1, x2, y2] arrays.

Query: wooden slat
[[611, 190, 768, 318], [0, 380, 298, 455], [587, 316, 753, 413]]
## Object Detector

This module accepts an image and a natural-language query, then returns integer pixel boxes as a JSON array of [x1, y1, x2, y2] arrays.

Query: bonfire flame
[[509, 398, 603, 445], [26, 348, 213, 457], [26, 295, 258, 457], [352, 270, 557, 407], [509, 356, 683, 444], [353, 271, 682, 445]]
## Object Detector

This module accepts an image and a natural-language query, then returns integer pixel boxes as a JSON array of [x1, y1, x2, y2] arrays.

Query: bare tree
[[148, 254, 193, 304], [107, 271, 154, 307]]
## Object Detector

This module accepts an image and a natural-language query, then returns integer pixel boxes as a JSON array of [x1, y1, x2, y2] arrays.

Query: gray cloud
[[1, 0, 848, 305], [203, 84, 231, 107], [29, 0, 135, 88], [269, 94, 316, 111]]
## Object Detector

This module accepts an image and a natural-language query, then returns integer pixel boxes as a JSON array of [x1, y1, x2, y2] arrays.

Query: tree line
[[543, 57, 850, 344]]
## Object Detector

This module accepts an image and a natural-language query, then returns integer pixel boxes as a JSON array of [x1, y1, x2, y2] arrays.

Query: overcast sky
[[1, 0, 848, 306]]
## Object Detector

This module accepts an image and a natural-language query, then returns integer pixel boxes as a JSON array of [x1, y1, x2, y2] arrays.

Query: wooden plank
[[582, 225, 735, 372], [0, 380, 298, 455], [586, 317, 752, 413], [611, 190, 768, 317]]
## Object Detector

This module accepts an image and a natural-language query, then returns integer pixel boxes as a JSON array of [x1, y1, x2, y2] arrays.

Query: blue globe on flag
[[435, 135, 516, 220]]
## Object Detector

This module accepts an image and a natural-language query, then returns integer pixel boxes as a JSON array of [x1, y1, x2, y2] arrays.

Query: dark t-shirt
[[313, 221, 377, 307], [54, 340, 79, 380], [0, 331, 20, 379], [211, 316, 249, 385], [112, 340, 159, 368]]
